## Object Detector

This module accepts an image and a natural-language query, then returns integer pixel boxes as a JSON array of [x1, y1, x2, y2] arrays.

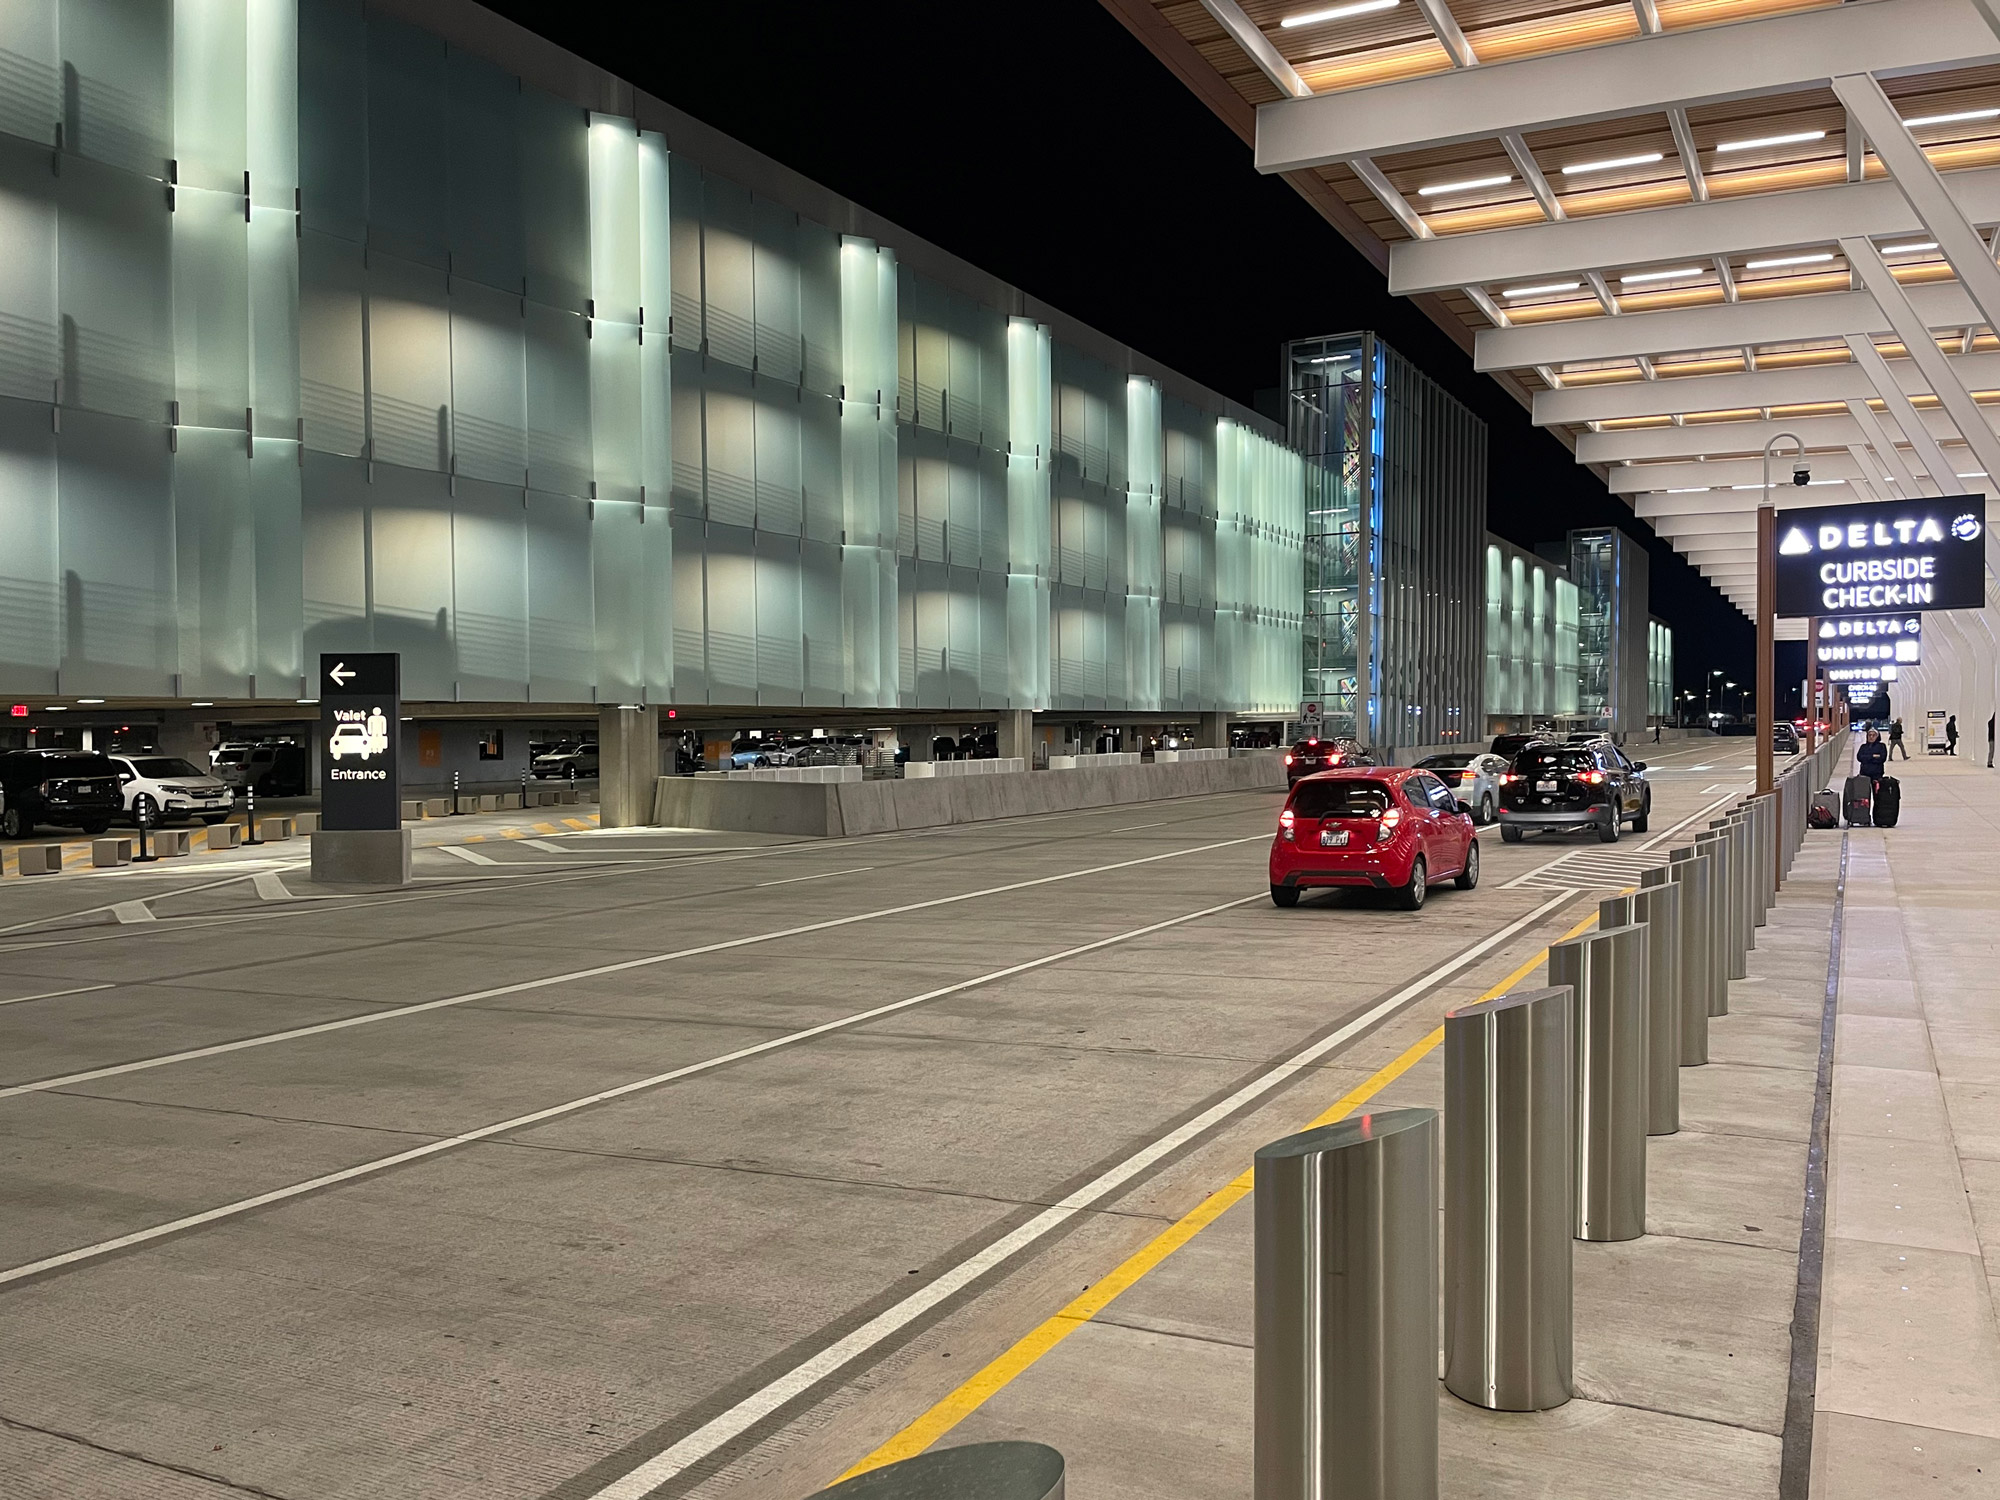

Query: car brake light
[[1279, 807, 1295, 841], [1329, 754, 1345, 766], [1499, 772, 1517, 784], [1581, 769, 1605, 784], [1376, 807, 1401, 843], [1284, 753, 1293, 765]]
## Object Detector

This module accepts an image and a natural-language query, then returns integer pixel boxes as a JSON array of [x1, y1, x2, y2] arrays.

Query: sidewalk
[[1812, 750, 2000, 1496]]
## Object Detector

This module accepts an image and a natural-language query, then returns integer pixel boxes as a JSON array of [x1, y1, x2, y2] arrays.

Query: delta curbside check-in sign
[[1815, 613, 1921, 667], [1774, 494, 1985, 617]]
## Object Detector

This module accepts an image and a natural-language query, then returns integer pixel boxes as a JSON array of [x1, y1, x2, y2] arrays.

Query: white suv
[[109, 755, 235, 825]]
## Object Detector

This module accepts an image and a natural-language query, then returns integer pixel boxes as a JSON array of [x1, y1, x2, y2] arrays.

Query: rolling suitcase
[[1872, 776, 1901, 828], [1809, 789, 1840, 829], [1843, 774, 1874, 828]]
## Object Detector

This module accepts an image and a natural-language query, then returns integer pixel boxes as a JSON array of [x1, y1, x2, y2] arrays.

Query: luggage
[[1808, 790, 1840, 830], [1872, 776, 1901, 828], [1843, 774, 1874, 828]]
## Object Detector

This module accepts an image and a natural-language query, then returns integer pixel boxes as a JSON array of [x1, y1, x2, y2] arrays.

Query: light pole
[[1758, 433, 1804, 806]]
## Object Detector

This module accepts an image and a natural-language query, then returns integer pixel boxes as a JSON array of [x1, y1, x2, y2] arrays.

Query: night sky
[[485, 0, 1758, 700]]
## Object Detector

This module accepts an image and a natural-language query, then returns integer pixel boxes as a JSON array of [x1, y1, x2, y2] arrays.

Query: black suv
[[1498, 742, 1651, 844], [0, 750, 122, 838], [1286, 736, 1373, 786]]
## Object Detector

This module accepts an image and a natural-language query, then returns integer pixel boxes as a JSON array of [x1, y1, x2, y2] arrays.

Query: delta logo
[[1777, 512, 1978, 556]]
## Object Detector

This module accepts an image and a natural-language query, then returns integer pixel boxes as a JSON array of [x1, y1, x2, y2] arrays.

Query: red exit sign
[[8, 704, 25, 717]]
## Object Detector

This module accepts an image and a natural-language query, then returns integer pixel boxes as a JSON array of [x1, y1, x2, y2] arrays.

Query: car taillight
[[1499, 772, 1517, 784], [1376, 807, 1401, 843], [1329, 754, 1345, 766], [1284, 753, 1293, 765], [1581, 769, 1605, 784], [1279, 808, 1295, 841]]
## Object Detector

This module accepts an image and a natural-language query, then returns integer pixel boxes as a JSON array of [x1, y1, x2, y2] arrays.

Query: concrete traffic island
[[309, 828, 412, 886], [652, 753, 1285, 837]]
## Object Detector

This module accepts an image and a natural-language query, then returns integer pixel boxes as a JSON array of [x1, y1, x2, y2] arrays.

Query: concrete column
[[1199, 711, 1230, 751], [903, 725, 934, 761], [598, 706, 659, 827], [996, 709, 1034, 764]]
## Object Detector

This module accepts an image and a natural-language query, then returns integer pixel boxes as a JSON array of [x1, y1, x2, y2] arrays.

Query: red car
[[1269, 767, 1479, 910]]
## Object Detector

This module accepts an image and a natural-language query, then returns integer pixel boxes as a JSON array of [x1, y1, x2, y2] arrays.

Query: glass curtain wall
[[1568, 527, 1651, 735], [1648, 618, 1674, 722], [1285, 332, 1483, 750], [1483, 534, 1580, 730]]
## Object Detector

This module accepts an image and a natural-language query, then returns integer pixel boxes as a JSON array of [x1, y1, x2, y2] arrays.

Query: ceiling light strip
[[1744, 252, 1835, 269], [1279, 0, 1399, 27], [1560, 151, 1663, 177], [1620, 266, 1704, 285], [1416, 173, 1514, 198], [1715, 130, 1827, 153]]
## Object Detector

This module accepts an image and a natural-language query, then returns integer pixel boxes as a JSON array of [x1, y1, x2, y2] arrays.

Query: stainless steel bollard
[[1601, 885, 1681, 1134], [1546, 926, 1649, 1242], [1649, 851, 1714, 1064], [1717, 813, 1757, 949], [1443, 987, 1574, 1412], [810, 1441, 1065, 1499], [1698, 825, 1747, 986], [1256, 1108, 1439, 1500]]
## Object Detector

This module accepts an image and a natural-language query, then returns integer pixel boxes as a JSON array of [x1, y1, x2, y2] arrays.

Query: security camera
[[1792, 462, 1811, 487]]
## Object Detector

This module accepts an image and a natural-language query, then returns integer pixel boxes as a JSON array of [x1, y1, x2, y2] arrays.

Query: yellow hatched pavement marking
[[562, 817, 592, 830], [837, 906, 1603, 1481], [533, 821, 560, 834]]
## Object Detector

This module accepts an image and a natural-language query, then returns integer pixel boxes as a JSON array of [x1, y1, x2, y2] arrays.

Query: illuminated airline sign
[[1773, 495, 1985, 616], [1823, 664, 1899, 684], [1815, 614, 1921, 666]]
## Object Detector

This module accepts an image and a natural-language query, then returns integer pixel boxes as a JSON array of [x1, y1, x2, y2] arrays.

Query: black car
[[1498, 742, 1651, 844], [0, 750, 122, 838], [1285, 736, 1373, 786], [1489, 732, 1549, 760]]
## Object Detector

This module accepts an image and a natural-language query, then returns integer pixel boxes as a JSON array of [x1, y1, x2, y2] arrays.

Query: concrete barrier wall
[[653, 753, 1285, 838]]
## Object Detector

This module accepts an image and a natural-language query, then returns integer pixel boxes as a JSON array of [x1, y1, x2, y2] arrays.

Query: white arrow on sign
[[328, 661, 356, 687]]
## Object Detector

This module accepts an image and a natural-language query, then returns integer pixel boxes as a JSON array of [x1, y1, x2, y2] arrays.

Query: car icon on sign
[[329, 723, 375, 760]]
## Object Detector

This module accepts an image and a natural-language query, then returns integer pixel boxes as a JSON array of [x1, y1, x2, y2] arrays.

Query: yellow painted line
[[839, 904, 1603, 1481], [563, 817, 591, 831], [466, 834, 487, 843], [534, 821, 560, 835]]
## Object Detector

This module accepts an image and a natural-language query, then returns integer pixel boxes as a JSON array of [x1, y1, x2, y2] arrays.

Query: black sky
[[484, 0, 1756, 695]]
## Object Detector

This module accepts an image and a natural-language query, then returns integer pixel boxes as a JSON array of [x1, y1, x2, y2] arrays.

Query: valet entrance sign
[[1773, 494, 1986, 617], [318, 653, 401, 830]]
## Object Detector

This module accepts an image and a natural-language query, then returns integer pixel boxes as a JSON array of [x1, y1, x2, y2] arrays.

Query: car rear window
[[1514, 749, 1596, 774], [1290, 780, 1393, 818], [1417, 753, 1472, 769], [5, 752, 118, 779]]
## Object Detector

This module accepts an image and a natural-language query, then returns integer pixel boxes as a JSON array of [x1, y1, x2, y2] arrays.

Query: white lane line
[[0, 891, 1270, 1289], [521, 839, 568, 853], [0, 836, 1262, 1101], [1639, 788, 1747, 851], [579, 886, 1584, 1500], [111, 901, 156, 924], [1688, 764, 1714, 771], [757, 867, 875, 888], [1109, 820, 1171, 832], [252, 872, 291, 901], [0, 984, 115, 1009], [437, 844, 500, 865], [1701, 783, 1727, 794]]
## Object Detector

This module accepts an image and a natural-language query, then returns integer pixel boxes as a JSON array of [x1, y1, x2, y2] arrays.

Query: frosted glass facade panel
[[668, 345, 704, 514], [0, 133, 60, 404], [297, 0, 365, 241], [702, 175, 755, 372], [589, 316, 642, 505], [704, 521, 757, 703], [59, 153, 172, 422], [445, 47, 526, 295], [519, 86, 588, 313], [245, 0, 297, 210], [300, 451, 367, 656], [669, 510, 706, 700], [799, 221, 840, 398], [172, 425, 254, 696], [0, 0, 59, 146], [702, 375, 757, 529], [248, 208, 299, 434], [528, 490, 594, 701], [298, 228, 364, 453], [449, 279, 528, 484], [363, 13, 446, 268], [587, 115, 641, 326], [172, 0, 246, 195], [754, 391, 803, 537], [591, 497, 644, 701], [58, 408, 176, 693], [755, 531, 803, 702], [0, 394, 60, 687], [453, 476, 528, 699], [366, 253, 449, 471], [801, 388, 841, 544], [752, 196, 802, 386], [800, 535, 842, 706], [170, 184, 250, 430], [524, 299, 590, 496], [250, 436, 303, 689], [58, 0, 170, 177], [365, 463, 454, 697]]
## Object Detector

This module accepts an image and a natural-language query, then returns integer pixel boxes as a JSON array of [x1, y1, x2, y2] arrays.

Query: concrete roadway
[[0, 740, 1754, 1500]]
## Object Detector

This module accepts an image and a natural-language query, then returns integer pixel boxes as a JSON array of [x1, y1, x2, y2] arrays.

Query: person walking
[[1988, 712, 1995, 769], [1652, 720, 1661, 744], [1858, 728, 1888, 785], [1947, 714, 1960, 756], [1889, 717, 1908, 760]]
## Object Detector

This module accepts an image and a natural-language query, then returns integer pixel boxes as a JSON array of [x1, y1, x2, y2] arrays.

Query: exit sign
[[8, 704, 24, 717]]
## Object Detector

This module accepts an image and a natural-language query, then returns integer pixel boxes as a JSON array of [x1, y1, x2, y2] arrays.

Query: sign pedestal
[[310, 828, 412, 885], [311, 652, 408, 886]]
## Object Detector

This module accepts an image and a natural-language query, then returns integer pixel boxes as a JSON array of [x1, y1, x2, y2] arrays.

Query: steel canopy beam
[[1608, 453, 1874, 491], [1391, 169, 2000, 297], [1575, 407, 1972, 464], [1477, 284, 1980, 371], [1533, 351, 2000, 426], [1254, 0, 1998, 172]]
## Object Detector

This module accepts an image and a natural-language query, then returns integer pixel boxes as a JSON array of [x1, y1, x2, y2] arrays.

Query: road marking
[[0, 892, 1275, 1291], [252, 872, 292, 901], [1701, 783, 1727, 794], [0, 984, 115, 1009], [110, 901, 156, 924], [758, 867, 875, 887], [521, 839, 568, 853], [0, 836, 1263, 1101], [575, 887, 1582, 1500], [837, 901, 1608, 1482], [437, 844, 500, 865], [1109, 820, 1171, 832], [563, 817, 594, 831]]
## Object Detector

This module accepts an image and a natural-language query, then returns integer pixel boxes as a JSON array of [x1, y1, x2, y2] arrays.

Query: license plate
[[1536, 780, 1557, 792], [1320, 828, 1349, 847]]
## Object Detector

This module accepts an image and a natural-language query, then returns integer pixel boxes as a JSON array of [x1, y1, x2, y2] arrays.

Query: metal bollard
[[1648, 851, 1715, 1064], [1697, 826, 1746, 987], [810, 1442, 1065, 1499], [1256, 1109, 1439, 1500], [1443, 988, 1573, 1412], [1717, 813, 1756, 950], [1547, 926, 1648, 1242], [1602, 884, 1681, 1134]]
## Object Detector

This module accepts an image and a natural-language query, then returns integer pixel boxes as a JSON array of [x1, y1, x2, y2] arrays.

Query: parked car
[[0, 749, 122, 838], [531, 745, 599, 779], [212, 741, 311, 796], [1498, 741, 1651, 843], [1269, 767, 1478, 911], [1771, 722, 1802, 756], [1284, 736, 1373, 787], [1414, 751, 1511, 824], [727, 748, 772, 770], [107, 755, 233, 826]]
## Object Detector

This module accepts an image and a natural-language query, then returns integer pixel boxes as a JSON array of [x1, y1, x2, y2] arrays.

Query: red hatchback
[[1269, 767, 1479, 910]]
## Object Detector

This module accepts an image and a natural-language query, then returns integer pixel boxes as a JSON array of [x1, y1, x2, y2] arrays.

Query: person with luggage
[[1947, 714, 1960, 756], [1848, 730, 1888, 828], [1889, 718, 1908, 760], [1858, 729, 1887, 784]]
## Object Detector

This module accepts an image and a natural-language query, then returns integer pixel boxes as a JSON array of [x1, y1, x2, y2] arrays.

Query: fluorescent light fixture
[[1807, 478, 1844, 486], [1902, 107, 2000, 128], [1619, 266, 1704, 285], [1882, 240, 1940, 254], [77, 697, 104, 704], [1416, 173, 1514, 198], [295, 697, 317, 704], [1279, 0, 1399, 26], [1959, 470, 1989, 478], [1559, 151, 1664, 177], [1744, 252, 1834, 269], [1715, 129, 1826, 153], [1665, 487, 1712, 493], [1729, 483, 1775, 490], [1501, 281, 1583, 298], [42, 705, 66, 711], [191, 701, 214, 707], [1305, 354, 1353, 363]]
